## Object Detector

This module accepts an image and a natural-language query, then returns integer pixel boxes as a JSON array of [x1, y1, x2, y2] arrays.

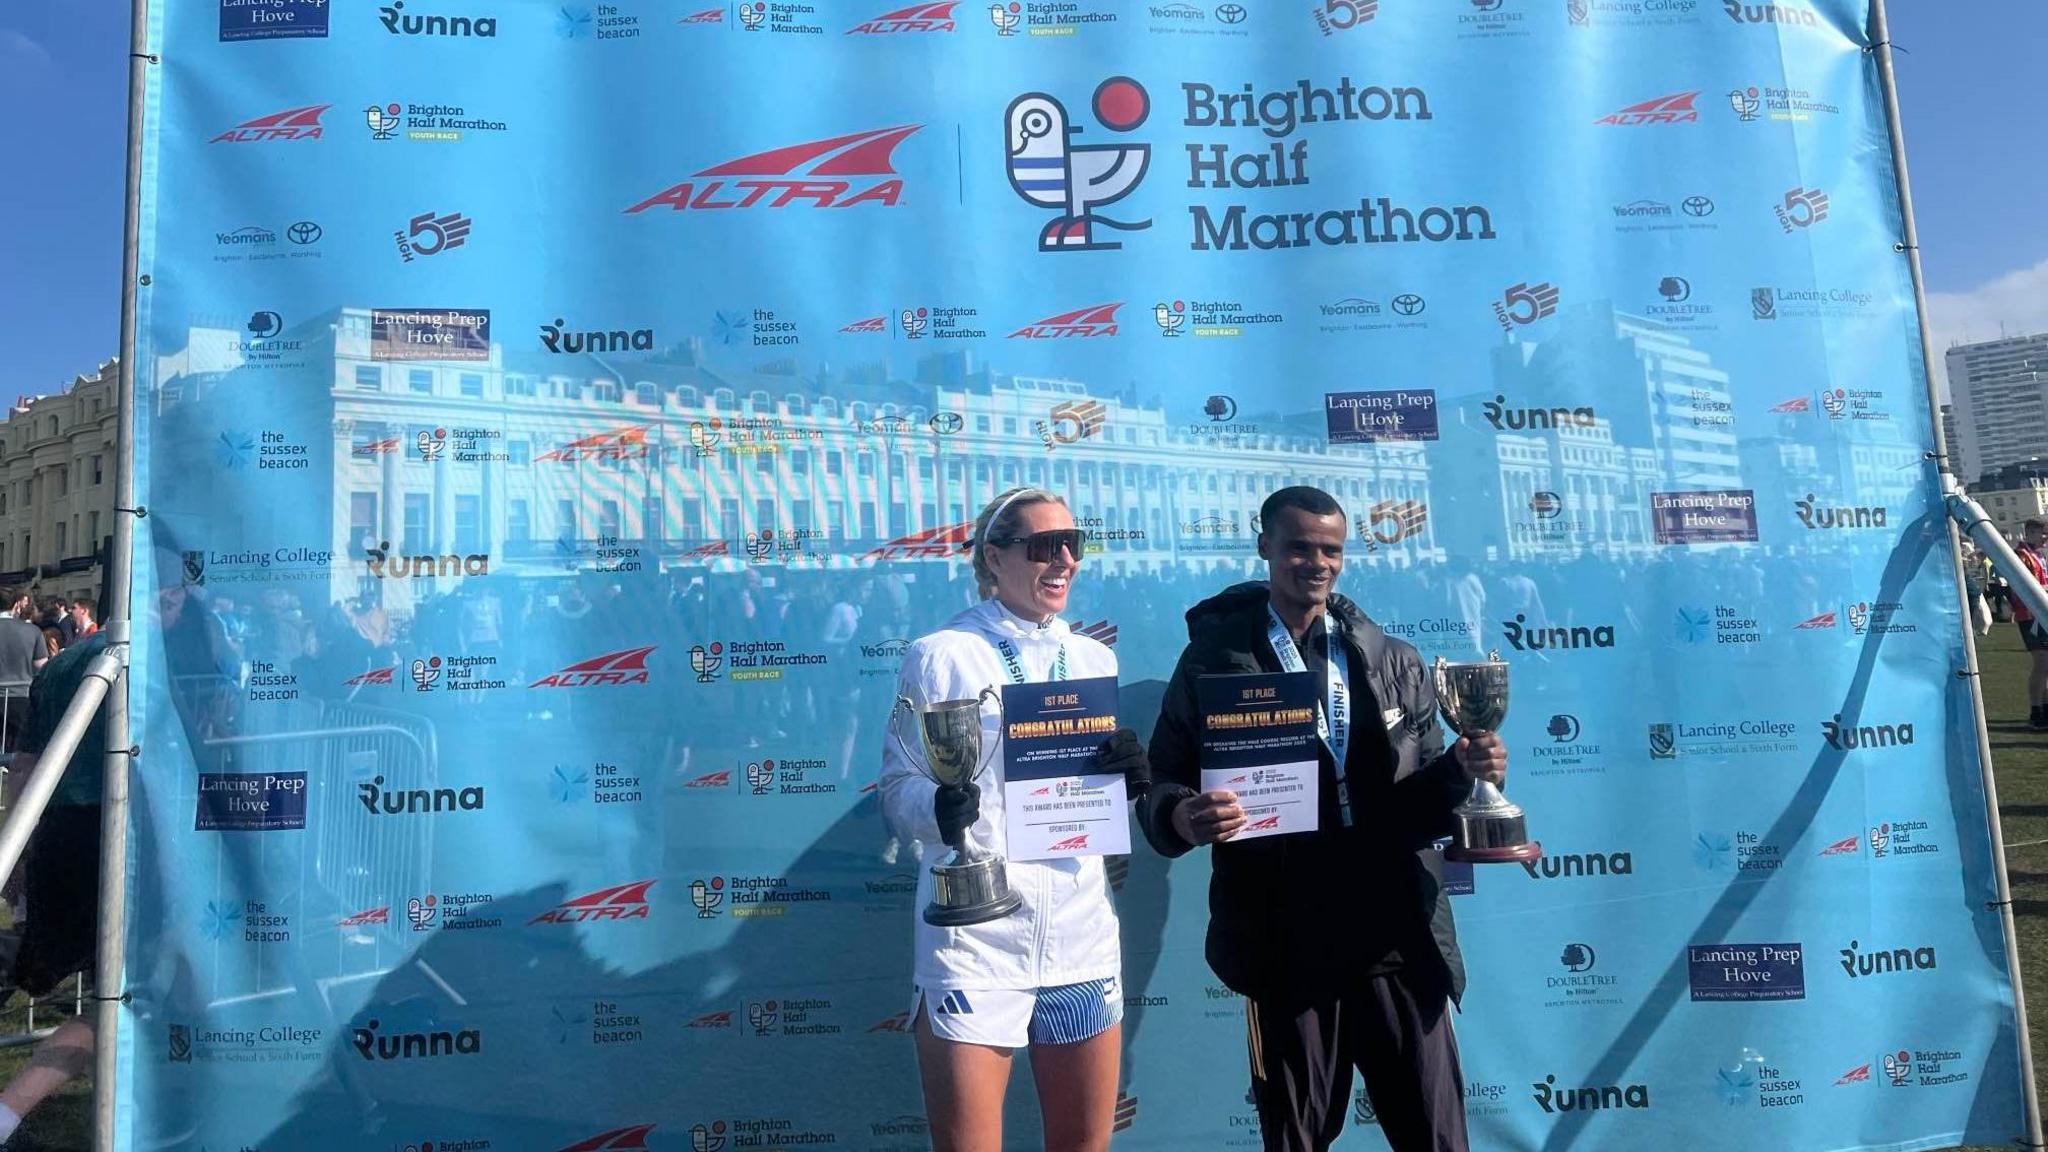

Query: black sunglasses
[[992, 528, 1087, 562]]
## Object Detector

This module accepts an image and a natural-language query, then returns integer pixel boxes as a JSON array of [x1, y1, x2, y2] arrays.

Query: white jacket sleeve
[[879, 658, 943, 845]]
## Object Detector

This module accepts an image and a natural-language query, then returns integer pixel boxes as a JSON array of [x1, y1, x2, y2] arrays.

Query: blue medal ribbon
[[1266, 607, 1352, 827]]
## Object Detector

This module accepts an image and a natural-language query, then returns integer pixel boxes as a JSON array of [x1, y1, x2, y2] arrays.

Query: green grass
[[0, 633, 2044, 1151]]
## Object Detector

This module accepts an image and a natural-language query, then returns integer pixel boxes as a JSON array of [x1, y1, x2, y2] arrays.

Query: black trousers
[[1246, 969, 1469, 1152]]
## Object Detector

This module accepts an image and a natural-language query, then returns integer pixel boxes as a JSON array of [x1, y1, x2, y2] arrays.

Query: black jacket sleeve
[[1138, 646, 1204, 858], [1388, 646, 1470, 843]]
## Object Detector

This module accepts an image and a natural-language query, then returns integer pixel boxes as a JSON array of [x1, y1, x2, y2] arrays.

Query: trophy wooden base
[[1445, 841, 1542, 864]]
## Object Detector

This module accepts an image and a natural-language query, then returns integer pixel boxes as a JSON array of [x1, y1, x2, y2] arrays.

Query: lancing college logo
[[1005, 77, 1152, 251]]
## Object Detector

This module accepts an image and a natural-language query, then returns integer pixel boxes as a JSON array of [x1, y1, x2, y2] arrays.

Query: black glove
[[1099, 727, 1151, 792], [933, 781, 981, 846]]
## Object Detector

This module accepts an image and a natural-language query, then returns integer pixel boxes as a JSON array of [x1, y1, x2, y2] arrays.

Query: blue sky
[[0, 3, 2040, 397]]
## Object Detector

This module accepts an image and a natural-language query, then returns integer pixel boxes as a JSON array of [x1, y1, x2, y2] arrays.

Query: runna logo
[[351, 1017, 482, 1061], [1492, 282, 1559, 331], [1531, 1075, 1650, 1113], [1775, 187, 1830, 231], [380, 2, 497, 36], [847, 1, 957, 33], [559, 1125, 657, 1152], [1360, 499, 1427, 548], [530, 646, 657, 688], [1010, 303, 1124, 339], [1839, 940, 1937, 979], [625, 126, 921, 212], [1502, 614, 1614, 652], [689, 877, 726, 918], [1596, 91, 1700, 126], [530, 879, 656, 925], [1005, 77, 1152, 252], [210, 103, 329, 143]]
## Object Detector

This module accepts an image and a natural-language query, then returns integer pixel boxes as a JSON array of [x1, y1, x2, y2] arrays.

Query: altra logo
[[344, 666, 396, 686], [680, 7, 724, 22], [848, 1, 957, 32], [626, 126, 921, 212], [210, 103, 330, 143], [1010, 303, 1123, 339], [530, 879, 655, 925], [537, 426, 652, 462], [1596, 91, 1699, 125], [530, 647, 656, 688], [1048, 833, 1091, 851], [1819, 834, 1859, 856], [339, 906, 390, 927], [861, 522, 974, 562], [685, 769, 732, 789], [1006, 77, 1152, 251], [559, 1125, 656, 1151]]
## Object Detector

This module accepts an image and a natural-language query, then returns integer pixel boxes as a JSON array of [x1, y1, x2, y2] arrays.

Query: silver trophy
[[1433, 653, 1542, 864], [892, 687, 1024, 925]]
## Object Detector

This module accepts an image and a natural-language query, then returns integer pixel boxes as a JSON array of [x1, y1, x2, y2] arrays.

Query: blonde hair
[[970, 487, 1068, 598]]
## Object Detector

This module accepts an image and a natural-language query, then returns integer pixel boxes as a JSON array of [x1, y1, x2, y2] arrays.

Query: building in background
[[0, 360, 117, 603], [1969, 461, 2048, 543], [1947, 332, 2048, 485]]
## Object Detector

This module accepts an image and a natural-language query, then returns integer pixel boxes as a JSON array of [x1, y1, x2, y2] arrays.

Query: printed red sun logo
[[625, 126, 922, 213], [1008, 302, 1124, 339], [1595, 91, 1700, 126], [530, 880, 655, 925], [558, 1125, 656, 1152], [1819, 834, 1860, 856], [344, 666, 396, 686], [847, 1, 958, 33], [210, 103, 330, 143], [531, 647, 656, 688]]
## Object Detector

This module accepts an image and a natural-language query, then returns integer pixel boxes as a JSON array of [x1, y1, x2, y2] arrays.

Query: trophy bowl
[[1433, 653, 1541, 864], [894, 687, 1024, 926]]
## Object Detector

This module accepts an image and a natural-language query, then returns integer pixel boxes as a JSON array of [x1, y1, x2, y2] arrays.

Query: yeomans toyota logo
[[627, 126, 922, 212]]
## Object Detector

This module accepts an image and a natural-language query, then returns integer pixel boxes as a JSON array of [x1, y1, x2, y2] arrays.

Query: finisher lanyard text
[[1267, 607, 1353, 827], [994, 637, 1068, 685]]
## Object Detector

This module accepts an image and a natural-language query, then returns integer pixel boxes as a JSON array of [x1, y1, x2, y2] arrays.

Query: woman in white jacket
[[881, 486, 1149, 1152]]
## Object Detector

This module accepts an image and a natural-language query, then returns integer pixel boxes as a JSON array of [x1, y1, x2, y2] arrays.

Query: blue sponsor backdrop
[[118, 0, 2024, 1148]]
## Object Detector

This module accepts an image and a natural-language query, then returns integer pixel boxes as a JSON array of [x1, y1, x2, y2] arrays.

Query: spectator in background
[[0, 631, 114, 1145], [58, 598, 96, 647], [36, 628, 59, 668], [0, 587, 42, 752], [2014, 519, 2048, 730]]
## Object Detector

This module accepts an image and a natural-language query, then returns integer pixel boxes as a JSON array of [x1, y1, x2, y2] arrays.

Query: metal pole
[[1868, 2, 2046, 1146], [94, 0, 151, 1143], [0, 659, 120, 882]]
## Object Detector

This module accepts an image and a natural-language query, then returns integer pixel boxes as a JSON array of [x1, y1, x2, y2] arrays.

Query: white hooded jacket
[[880, 599, 1122, 991]]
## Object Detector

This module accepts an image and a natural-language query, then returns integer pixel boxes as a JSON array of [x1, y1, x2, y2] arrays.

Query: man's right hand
[[1172, 790, 1247, 846]]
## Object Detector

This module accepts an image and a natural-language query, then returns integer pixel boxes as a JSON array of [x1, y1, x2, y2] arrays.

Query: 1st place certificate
[[1000, 676, 1129, 862], [1198, 671, 1320, 840]]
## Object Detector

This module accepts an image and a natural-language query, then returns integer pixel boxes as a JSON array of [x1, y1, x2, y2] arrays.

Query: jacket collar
[[972, 597, 1070, 642]]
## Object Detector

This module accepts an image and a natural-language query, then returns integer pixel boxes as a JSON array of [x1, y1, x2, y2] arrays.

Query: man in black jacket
[[1138, 486, 1505, 1152]]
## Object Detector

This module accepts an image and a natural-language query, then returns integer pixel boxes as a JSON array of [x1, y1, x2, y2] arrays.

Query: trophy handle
[[975, 685, 1003, 782]]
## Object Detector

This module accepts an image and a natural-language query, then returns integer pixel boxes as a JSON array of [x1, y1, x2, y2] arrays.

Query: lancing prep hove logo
[[1005, 77, 1151, 251]]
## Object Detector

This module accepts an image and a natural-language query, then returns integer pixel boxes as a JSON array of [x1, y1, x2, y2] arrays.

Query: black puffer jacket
[[1138, 582, 1469, 1006]]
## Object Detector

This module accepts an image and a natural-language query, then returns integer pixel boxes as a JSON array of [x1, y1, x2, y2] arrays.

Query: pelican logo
[[1882, 1051, 1910, 1086], [748, 1000, 779, 1035], [366, 102, 402, 140], [744, 531, 776, 562], [991, 2, 1021, 33], [899, 307, 929, 337], [747, 760, 776, 795], [689, 643, 724, 682], [739, 3, 765, 29], [690, 877, 725, 918], [625, 125, 922, 212], [1154, 300, 1186, 335], [407, 894, 439, 930], [415, 428, 448, 460], [410, 657, 442, 691], [691, 1122, 729, 1151], [1005, 77, 1152, 252]]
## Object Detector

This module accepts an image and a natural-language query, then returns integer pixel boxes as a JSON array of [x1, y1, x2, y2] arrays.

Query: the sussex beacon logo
[[210, 104, 330, 143], [625, 126, 922, 213], [1005, 77, 1152, 251]]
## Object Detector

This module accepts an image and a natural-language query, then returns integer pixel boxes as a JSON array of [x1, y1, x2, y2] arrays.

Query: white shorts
[[915, 976, 1124, 1049]]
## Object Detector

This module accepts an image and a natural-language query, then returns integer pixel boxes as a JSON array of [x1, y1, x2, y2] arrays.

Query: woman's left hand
[[1099, 728, 1151, 791]]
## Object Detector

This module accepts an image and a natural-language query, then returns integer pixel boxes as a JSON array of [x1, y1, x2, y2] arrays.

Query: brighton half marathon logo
[[530, 879, 655, 925], [530, 647, 656, 688], [1005, 77, 1152, 251], [210, 103, 329, 143], [847, 1, 957, 33], [626, 125, 921, 212]]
